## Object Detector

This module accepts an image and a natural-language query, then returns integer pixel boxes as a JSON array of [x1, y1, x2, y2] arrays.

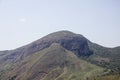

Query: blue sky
[[0, 0, 120, 50]]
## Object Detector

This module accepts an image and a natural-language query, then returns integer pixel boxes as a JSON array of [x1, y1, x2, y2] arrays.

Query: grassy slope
[[88, 42, 120, 72], [95, 74, 120, 80], [1, 43, 105, 80]]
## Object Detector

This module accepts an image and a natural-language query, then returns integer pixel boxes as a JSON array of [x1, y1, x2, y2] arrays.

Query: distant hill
[[0, 30, 120, 80], [88, 41, 120, 72]]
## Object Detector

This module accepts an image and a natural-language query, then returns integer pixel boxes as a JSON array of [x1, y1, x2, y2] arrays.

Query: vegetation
[[0, 31, 120, 80], [88, 42, 120, 73], [0, 43, 105, 80]]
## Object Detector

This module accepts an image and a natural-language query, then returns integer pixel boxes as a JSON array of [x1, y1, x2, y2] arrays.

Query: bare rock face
[[0, 31, 93, 63]]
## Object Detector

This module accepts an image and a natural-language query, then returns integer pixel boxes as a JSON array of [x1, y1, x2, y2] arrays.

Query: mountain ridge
[[0, 31, 92, 63], [0, 30, 120, 80]]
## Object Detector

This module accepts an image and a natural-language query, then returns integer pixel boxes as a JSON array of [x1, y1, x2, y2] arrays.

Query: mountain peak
[[29, 30, 92, 57], [0, 31, 92, 63], [50, 30, 76, 35], [42, 30, 84, 40]]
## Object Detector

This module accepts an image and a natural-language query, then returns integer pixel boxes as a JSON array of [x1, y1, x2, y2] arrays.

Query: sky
[[0, 0, 120, 50]]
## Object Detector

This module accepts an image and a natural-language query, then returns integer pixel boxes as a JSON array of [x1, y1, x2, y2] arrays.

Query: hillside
[[88, 42, 120, 72], [1, 43, 104, 80], [0, 30, 120, 80]]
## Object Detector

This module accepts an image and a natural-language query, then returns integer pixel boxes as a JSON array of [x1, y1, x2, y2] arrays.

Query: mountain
[[0, 31, 92, 62], [0, 31, 92, 70], [88, 42, 120, 72], [0, 30, 120, 80], [1, 43, 105, 80]]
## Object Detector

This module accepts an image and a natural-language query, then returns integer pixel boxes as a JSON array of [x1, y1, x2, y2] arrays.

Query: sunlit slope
[[95, 74, 120, 80], [3, 43, 104, 80]]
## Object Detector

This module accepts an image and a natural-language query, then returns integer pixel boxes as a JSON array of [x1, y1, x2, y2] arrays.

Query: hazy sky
[[0, 0, 120, 50]]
